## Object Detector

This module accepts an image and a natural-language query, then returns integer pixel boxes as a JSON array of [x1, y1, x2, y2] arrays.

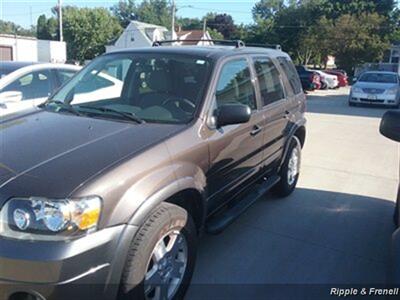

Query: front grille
[[362, 88, 384, 94]]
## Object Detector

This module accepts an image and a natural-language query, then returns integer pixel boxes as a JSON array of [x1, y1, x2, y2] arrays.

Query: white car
[[313, 70, 339, 89], [349, 71, 400, 107], [0, 62, 80, 117]]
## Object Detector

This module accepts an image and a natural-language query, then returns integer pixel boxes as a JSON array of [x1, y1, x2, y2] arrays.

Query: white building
[[106, 21, 171, 52], [0, 34, 66, 63], [389, 43, 400, 64]]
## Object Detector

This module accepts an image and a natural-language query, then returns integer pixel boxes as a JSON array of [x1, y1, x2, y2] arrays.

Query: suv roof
[[106, 44, 288, 61]]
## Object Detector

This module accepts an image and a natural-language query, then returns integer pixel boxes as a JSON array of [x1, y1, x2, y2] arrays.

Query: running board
[[206, 175, 281, 234]]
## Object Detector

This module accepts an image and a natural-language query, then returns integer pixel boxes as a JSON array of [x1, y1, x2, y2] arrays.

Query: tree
[[177, 17, 203, 30], [111, 0, 137, 28], [0, 20, 36, 37], [61, 7, 122, 61], [135, 0, 172, 28], [252, 0, 284, 20], [36, 15, 58, 40], [206, 13, 236, 39]]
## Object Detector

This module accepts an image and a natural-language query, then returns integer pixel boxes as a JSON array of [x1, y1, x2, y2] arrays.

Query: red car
[[324, 70, 348, 87]]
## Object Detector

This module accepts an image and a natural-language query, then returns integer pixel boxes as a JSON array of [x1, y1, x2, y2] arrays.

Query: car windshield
[[359, 73, 398, 84], [47, 53, 212, 124]]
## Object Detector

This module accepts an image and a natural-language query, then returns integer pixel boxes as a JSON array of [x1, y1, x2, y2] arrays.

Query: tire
[[272, 137, 302, 197], [118, 202, 197, 300]]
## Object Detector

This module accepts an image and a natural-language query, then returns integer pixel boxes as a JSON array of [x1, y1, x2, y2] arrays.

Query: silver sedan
[[349, 71, 400, 107]]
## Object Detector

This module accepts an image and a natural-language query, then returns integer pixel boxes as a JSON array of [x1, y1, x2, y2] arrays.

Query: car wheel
[[272, 137, 302, 197], [118, 202, 197, 300]]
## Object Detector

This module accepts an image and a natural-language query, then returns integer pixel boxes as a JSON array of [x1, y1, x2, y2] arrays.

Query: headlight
[[386, 87, 398, 95], [352, 87, 363, 93], [0, 196, 102, 241]]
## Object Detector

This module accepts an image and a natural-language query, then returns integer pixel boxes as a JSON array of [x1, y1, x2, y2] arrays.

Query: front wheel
[[118, 202, 197, 300], [272, 137, 302, 197]]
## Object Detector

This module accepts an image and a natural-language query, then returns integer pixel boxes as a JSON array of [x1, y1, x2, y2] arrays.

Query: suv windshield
[[359, 73, 398, 84], [47, 53, 212, 124]]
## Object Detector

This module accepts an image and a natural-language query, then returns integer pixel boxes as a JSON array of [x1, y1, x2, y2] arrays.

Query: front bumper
[[350, 92, 399, 106], [0, 224, 138, 300]]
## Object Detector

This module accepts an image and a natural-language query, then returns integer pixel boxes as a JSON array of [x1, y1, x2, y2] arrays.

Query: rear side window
[[253, 58, 285, 106], [215, 59, 256, 110], [57, 69, 77, 85], [278, 57, 303, 95]]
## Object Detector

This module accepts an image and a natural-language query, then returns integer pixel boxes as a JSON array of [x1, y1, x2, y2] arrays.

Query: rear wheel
[[272, 138, 302, 197], [118, 202, 197, 300]]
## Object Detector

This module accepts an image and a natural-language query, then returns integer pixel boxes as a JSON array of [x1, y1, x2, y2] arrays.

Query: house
[[176, 30, 213, 46], [106, 21, 171, 52], [0, 34, 66, 63]]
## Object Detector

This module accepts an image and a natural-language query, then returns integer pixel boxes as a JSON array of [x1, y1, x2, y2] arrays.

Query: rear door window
[[253, 58, 285, 106], [215, 58, 256, 110], [278, 57, 303, 95]]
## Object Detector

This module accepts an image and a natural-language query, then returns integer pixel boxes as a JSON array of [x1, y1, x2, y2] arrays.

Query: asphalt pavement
[[186, 87, 399, 300]]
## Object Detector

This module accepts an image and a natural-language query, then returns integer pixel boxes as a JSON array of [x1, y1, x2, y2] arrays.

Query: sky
[[0, 0, 258, 29]]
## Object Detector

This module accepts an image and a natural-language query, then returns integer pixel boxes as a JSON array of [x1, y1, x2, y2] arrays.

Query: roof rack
[[152, 39, 245, 48], [246, 43, 282, 50]]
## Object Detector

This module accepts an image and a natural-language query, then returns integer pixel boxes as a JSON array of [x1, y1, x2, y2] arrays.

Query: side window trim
[[251, 55, 286, 108]]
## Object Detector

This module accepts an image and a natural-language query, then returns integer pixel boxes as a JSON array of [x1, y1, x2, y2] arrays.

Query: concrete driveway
[[186, 87, 399, 300]]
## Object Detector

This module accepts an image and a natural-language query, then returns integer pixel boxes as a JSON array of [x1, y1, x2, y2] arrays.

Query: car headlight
[[386, 87, 398, 95], [0, 196, 102, 241], [352, 87, 363, 93]]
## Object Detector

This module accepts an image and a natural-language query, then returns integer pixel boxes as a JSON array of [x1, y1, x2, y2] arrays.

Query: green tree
[[111, 0, 137, 28], [206, 13, 236, 39], [252, 0, 284, 20], [36, 15, 58, 40], [62, 7, 122, 61], [135, 0, 172, 28], [0, 20, 36, 37]]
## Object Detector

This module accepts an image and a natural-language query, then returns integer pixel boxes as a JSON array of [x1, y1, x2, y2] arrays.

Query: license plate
[[367, 94, 377, 100]]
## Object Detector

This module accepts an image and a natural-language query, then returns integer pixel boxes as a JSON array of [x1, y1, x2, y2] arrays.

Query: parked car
[[0, 42, 306, 300], [349, 71, 400, 107], [0, 62, 80, 116], [380, 111, 400, 283], [313, 70, 339, 89], [324, 70, 348, 87], [295, 65, 321, 91]]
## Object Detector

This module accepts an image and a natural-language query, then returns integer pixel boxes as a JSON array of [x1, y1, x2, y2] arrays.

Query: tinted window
[[254, 58, 285, 106], [57, 69, 77, 85], [215, 59, 256, 110], [278, 57, 303, 94], [3, 70, 52, 100]]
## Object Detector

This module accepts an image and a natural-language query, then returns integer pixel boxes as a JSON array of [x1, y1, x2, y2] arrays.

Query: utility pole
[[203, 18, 206, 34], [171, 0, 175, 38], [58, 0, 63, 42]]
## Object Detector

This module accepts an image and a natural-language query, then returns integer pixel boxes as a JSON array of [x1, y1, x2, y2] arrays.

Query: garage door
[[0, 46, 13, 61]]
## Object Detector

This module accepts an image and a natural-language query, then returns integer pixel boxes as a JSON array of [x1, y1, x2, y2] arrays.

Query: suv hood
[[0, 110, 184, 203]]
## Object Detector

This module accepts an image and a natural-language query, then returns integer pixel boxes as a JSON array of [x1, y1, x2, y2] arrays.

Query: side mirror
[[216, 104, 251, 127], [380, 111, 400, 142], [0, 91, 23, 103]]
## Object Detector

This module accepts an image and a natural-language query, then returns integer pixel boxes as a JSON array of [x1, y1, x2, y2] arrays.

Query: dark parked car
[[0, 41, 306, 300], [295, 65, 321, 91], [380, 111, 400, 284]]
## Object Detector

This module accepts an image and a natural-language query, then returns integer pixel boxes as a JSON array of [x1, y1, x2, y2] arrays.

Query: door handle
[[250, 125, 262, 136]]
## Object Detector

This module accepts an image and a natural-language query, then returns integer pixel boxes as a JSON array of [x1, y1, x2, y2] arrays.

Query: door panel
[[207, 58, 265, 212], [252, 57, 289, 167]]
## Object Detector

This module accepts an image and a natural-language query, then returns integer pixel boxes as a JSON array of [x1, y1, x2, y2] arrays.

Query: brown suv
[[0, 41, 306, 300]]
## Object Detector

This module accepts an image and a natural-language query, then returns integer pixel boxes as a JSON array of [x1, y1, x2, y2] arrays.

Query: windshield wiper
[[77, 105, 144, 124], [41, 100, 82, 116]]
